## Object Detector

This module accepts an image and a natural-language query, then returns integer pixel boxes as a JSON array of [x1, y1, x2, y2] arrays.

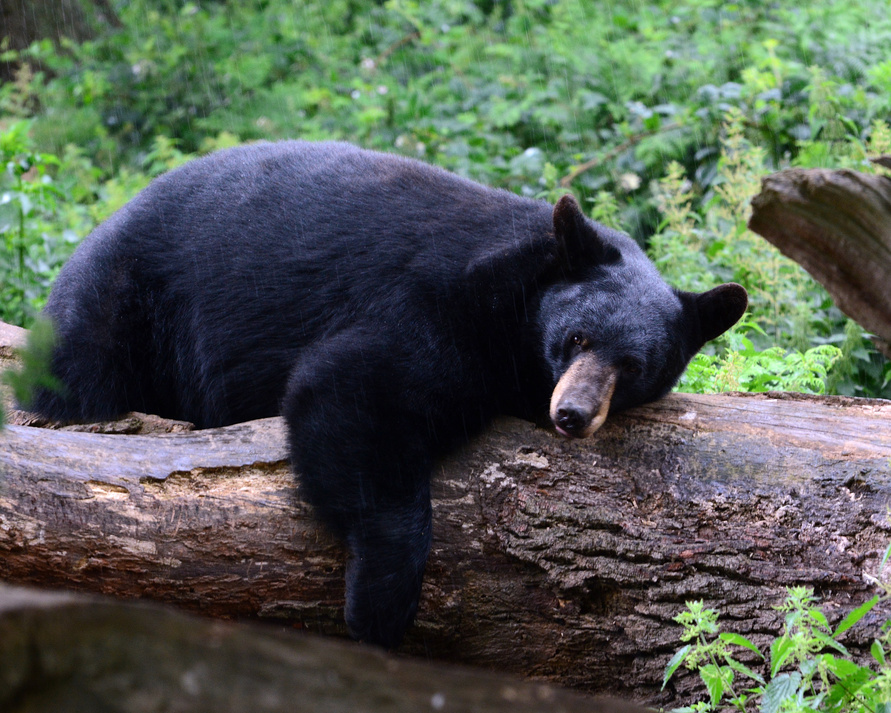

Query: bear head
[[539, 195, 747, 438]]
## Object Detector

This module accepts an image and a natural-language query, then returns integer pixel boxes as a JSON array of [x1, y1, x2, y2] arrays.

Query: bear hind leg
[[30, 319, 149, 423]]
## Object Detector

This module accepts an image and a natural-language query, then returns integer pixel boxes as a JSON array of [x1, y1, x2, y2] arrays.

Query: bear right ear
[[553, 194, 619, 272], [690, 282, 749, 345]]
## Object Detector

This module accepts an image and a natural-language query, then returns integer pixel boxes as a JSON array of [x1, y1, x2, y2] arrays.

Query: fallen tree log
[[748, 167, 891, 357], [3, 386, 891, 706], [0, 583, 647, 713]]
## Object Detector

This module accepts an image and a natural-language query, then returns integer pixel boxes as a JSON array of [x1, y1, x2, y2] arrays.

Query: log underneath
[[0, 584, 643, 713], [3, 392, 891, 706], [748, 167, 891, 357]]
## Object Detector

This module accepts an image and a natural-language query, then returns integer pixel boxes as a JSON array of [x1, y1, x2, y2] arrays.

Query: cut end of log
[[748, 167, 891, 350]]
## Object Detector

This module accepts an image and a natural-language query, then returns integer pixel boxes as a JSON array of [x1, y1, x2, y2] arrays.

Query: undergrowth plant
[[0, 121, 67, 327], [0, 122, 217, 327], [664, 554, 891, 713], [650, 110, 891, 397], [679, 321, 843, 395]]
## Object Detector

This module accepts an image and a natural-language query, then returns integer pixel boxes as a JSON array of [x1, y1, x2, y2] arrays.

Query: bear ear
[[552, 194, 619, 271], [689, 282, 749, 344]]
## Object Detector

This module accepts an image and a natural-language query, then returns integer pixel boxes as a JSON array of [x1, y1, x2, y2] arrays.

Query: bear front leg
[[282, 326, 436, 648], [343, 482, 432, 648]]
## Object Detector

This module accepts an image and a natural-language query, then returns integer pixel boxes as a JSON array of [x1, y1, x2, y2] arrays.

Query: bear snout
[[549, 354, 617, 439], [554, 402, 592, 438]]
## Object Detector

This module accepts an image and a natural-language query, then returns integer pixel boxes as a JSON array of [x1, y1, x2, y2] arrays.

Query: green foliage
[[1, 0, 889, 396], [650, 111, 891, 398], [678, 324, 843, 395], [664, 581, 891, 713], [0, 121, 75, 327], [2, 317, 62, 416], [15, 0, 891, 198], [0, 121, 207, 327]]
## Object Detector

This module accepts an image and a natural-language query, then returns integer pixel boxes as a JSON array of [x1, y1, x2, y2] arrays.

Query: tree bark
[[0, 0, 120, 80], [748, 167, 891, 357], [0, 584, 648, 713], [3, 373, 891, 706]]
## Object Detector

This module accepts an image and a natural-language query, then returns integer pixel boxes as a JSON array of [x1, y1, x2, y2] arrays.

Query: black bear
[[33, 141, 747, 648]]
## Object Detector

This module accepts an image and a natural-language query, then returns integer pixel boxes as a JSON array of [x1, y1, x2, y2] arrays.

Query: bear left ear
[[552, 194, 619, 271], [686, 283, 749, 344]]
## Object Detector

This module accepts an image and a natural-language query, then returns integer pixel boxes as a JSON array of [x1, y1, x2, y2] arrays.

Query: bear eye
[[621, 358, 642, 377], [569, 333, 589, 350]]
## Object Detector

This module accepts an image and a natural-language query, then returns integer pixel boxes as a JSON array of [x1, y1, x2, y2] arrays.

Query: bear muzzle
[[549, 353, 617, 439]]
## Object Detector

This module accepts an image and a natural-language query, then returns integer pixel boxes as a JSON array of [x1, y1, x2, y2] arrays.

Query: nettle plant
[[664, 576, 891, 713]]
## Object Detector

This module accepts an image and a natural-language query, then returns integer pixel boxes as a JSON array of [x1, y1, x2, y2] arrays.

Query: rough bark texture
[[0, 584, 648, 713], [748, 167, 891, 357], [3, 381, 891, 706]]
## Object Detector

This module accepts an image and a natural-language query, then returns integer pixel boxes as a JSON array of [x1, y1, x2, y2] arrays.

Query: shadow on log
[[748, 167, 891, 357], [0, 584, 645, 713]]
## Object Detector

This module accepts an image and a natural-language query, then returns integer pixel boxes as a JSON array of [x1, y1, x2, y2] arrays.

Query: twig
[[373, 31, 421, 69], [559, 123, 681, 187]]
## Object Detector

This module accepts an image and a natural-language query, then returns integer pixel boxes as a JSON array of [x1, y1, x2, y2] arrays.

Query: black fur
[[33, 141, 747, 647]]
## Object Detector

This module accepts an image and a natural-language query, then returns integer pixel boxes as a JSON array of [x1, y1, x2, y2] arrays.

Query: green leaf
[[663, 645, 691, 689], [810, 609, 829, 630], [813, 630, 849, 657], [871, 639, 886, 665], [833, 595, 880, 638], [644, 113, 661, 131], [727, 657, 766, 685], [770, 636, 795, 677], [700, 664, 731, 707], [798, 657, 819, 678], [819, 653, 868, 679], [720, 632, 764, 658], [761, 672, 802, 713]]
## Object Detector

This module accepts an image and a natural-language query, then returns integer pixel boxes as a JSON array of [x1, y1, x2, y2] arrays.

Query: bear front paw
[[344, 549, 425, 649]]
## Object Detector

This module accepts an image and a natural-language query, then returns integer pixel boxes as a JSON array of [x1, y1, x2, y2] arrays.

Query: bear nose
[[555, 405, 589, 438]]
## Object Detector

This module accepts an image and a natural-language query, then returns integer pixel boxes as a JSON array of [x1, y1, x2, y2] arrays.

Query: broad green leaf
[[770, 636, 795, 677], [799, 658, 818, 677], [720, 632, 764, 658], [663, 645, 691, 689], [810, 609, 829, 630], [761, 672, 801, 713], [819, 653, 868, 679], [833, 595, 880, 638], [700, 664, 732, 707]]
